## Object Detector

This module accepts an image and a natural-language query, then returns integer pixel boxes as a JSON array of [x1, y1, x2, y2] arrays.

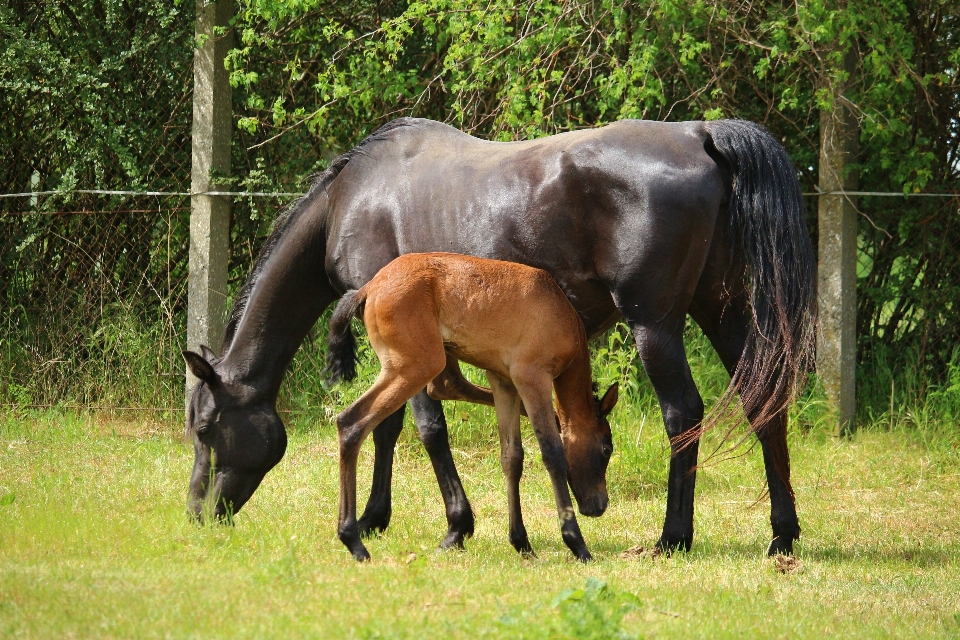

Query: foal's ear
[[199, 344, 218, 362], [599, 382, 619, 416], [183, 350, 218, 386]]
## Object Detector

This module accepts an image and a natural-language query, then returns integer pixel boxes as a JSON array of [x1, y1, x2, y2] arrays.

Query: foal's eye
[[601, 437, 613, 457]]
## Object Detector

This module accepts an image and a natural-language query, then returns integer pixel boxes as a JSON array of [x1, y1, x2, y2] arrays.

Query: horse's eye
[[601, 438, 613, 457], [196, 423, 211, 436]]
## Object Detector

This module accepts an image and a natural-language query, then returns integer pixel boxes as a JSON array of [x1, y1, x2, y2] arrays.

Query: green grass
[[1, 397, 958, 638]]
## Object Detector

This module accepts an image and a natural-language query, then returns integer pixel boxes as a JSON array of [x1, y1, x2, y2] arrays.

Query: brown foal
[[326, 253, 618, 562]]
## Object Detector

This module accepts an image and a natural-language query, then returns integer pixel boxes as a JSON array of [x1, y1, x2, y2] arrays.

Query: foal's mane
[[219, 117, 418, 353]]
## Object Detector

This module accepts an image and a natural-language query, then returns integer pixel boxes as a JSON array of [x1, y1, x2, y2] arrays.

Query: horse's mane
[[219, 117, 418, 353]]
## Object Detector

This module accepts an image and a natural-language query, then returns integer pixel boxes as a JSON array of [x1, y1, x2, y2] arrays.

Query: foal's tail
[[324, 289, 367, 384], [699, 119, 818, 487]]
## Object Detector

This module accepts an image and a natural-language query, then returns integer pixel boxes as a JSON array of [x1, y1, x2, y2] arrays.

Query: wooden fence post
[[187, 0, 233, 400], [818, 48, 859, 435]]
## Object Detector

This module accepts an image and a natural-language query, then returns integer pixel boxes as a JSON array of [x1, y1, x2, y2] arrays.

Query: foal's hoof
[[346, 541, 371, 562], [340, 527, 372, 561], [509, 529, 533, 556], [767, 535, 795, 557]]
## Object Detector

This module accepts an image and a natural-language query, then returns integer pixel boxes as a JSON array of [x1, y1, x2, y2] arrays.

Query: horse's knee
[[500, 448, 523, 477], [662, 401, 704, 439], [337, 415, 367, 451], [418, 420, 455, 466], [538, 439, 568, 475]]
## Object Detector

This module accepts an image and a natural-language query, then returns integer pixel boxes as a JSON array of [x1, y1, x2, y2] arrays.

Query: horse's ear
[[183, 350, 218, 386], [199, 344, 218, 362], [599, 382, 619, 416]]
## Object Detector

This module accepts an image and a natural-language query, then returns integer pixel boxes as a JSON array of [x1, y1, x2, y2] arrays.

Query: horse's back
[[325, 118, 728, 333]]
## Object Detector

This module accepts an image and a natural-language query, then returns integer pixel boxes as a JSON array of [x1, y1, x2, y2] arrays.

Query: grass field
[[1, 394, 958, 638]]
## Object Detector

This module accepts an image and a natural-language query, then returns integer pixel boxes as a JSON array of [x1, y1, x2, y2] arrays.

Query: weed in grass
[[499, 577, 640, 639]]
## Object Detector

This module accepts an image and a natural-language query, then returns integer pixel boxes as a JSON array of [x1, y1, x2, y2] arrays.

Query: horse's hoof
[[439, 530, 468, 550], [350, 545, 371, 562], [655, 534, 692, 556], [767, 535, 795, 557], [357, 513, 390, 539], [439, 508, 474, 550], [574, 549, 593, 563]]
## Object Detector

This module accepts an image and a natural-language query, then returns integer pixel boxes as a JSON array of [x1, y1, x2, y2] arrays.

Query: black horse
[[183, 117, 816, 556]]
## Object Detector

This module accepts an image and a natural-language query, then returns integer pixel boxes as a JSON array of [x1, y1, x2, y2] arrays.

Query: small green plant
[[499, 577, 640, 639]]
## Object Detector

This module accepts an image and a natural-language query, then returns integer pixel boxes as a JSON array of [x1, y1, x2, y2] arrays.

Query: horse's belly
[[439, 324, 512, 380]]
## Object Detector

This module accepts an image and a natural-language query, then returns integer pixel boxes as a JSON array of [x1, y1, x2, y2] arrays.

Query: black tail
[[324, 289, 366, 384], [699, 120, 818, 487]]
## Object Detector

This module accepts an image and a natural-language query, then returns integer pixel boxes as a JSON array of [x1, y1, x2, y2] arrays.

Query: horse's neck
[[553, 344, 596, 428], [222, 198, 332, 399]]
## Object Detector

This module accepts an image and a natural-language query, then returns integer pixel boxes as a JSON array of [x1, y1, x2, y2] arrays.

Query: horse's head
[[183, 348, 287, 522], [562, 382, 618, 518]]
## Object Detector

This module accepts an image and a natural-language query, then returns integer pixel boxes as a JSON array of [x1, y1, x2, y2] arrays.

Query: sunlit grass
[[1, 398, 958, 638]]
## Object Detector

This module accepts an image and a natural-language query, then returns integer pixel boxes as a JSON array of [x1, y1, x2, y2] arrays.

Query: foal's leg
[[337, 371, 428, 561], [488, 372, 532, 555], [515, 373, 592, 562], [427, 354, 495, 406], [409, 390, 476, 549], [357, 405, 405, 537]]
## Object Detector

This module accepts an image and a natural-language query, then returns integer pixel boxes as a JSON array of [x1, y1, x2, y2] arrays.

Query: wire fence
[[3, 1, 958, 419]]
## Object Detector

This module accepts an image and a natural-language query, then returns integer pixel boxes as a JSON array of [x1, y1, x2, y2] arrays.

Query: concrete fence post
[[187, 0, 233, 400], [817, 48, 859, 435]]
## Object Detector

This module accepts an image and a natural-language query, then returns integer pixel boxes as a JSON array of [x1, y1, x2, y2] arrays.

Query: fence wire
[[2, 1, 958, 417]]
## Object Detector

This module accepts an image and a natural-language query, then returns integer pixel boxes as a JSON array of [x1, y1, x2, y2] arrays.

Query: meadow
[[1, 327, 959, 638]]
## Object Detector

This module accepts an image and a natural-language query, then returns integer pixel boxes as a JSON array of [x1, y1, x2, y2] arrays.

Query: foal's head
[[183, 349, 287, 521], [562, 382, 619, 517]]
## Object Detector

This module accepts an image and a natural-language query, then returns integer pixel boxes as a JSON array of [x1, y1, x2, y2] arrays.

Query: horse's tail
[[324, 289, 367, 384], [701, 119, 818, 488]]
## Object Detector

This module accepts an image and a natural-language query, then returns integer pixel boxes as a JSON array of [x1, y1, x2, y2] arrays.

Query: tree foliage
[[229, 0, 959, 411], [1, 0, 958, 412]]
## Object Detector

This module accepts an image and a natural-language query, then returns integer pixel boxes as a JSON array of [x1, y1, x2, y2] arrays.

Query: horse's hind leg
[[409, 390, 476, 549], [515, 372, 592, 562], [757, 414, 799, 555], [427, 354, 496, 406], [357, 405, 405, 537], [337, 369, 436, 561], [690, 287, 801, 555], [488, 372, 532, 555], [628, 314, 705, 554]]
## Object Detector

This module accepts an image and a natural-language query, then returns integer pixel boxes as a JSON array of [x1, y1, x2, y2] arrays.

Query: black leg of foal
[[357, 405, 405, 537], [409, 391, 475, 549]]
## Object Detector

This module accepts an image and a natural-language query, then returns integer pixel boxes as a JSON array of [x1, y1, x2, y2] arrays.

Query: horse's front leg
[[488, 372, 532, 555], [516, 378, 592, 562], [357, 405, 405, 537], [409, 391, 475, 549]]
